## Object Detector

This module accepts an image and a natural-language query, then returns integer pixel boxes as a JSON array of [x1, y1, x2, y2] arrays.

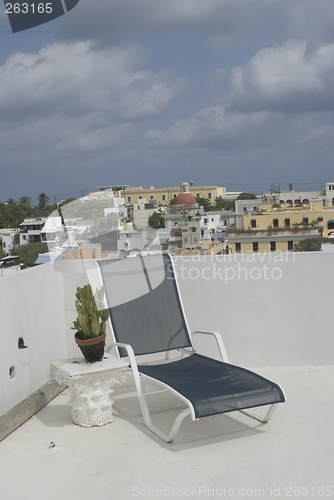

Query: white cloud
[[224, 41, 334, 112], [0, 41, 186, 120], [155, 106, 279, 149]]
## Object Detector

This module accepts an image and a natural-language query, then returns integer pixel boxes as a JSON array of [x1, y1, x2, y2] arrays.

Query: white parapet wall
[[1, 251, 333, 419], [0, 262, 88, 418], [174, 251, 334, 367]]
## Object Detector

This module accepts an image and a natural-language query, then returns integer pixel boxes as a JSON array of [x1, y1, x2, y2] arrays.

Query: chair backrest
[[97, 254, 192, 356]]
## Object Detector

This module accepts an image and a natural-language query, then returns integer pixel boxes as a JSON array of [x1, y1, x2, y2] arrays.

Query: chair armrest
[[106, 341, 138, 370], [192, 330, 229, 362]]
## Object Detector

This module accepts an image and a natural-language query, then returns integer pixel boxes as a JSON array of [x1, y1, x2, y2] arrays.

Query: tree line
[[0, 193, 56, 228]]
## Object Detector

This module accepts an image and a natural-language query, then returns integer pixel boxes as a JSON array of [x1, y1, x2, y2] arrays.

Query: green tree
[[195, 196, 211, 210], [148, 211, 165, 228], [38, 193, 49, 209], [237, 192, 257, 200], [11, 242, 48, 267], [0, 246, 7, 258], [294, 238, 321, 252], [214, 196, 235, 210], [0, 200, 32, 228], [19, 196, 32, 207], [309, 219, 319, 228]]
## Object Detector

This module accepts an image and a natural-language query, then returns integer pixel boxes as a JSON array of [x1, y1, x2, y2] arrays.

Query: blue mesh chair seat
[[138, 354, 284, 419]]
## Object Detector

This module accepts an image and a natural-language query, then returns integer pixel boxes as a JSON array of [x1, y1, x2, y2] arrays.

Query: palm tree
[[19, 196, 32, 207], [38, 193, 49, 209]]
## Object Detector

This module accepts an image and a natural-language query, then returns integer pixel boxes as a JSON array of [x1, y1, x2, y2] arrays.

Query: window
[[273, 219, 279, 228], [197, 193, 200, 198], [162, 195, 166, 201], [191, 227, 197, 233], [173, 194, 177, 198], [251, 219, 256, 228], [253, 242, 258, 252], [303, 217, 308, 224], [288, 241, 293, 251], [211, 218, 214, 222], [204, 218, 208, 224], [285, 218, 290, 228], [330, 185, 332, 190], [236, 242, 241, 253], [150, 195, 154, 200], [208, 193, 211, 199], [270, 241, 276, 252], [139, 195, 142, 199], [318, 217, 323, 222], [243, 207, 247, 212], [127, 196, 131, 202], [184, 237, 188, 243]]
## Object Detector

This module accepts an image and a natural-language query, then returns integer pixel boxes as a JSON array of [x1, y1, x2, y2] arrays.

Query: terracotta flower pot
[[74, 331, 106, 363]]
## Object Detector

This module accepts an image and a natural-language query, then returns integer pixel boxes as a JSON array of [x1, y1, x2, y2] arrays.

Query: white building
[[19, 218, 46, 245], [0, 229, 19, 255]]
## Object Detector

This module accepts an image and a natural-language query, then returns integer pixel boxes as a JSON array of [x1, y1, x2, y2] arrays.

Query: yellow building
[[121, 183, 226, 205], [227, 229, 320, 254], [242, 199, 334, 237]]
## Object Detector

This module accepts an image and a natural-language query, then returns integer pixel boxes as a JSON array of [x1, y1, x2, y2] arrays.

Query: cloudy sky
[[0, 0, 333, 204]]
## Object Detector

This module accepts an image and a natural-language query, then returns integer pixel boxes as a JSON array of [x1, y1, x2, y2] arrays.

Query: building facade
[[227, 229, 320, 254], [121, 184, 226, 205], [242, 199, 334, 237]]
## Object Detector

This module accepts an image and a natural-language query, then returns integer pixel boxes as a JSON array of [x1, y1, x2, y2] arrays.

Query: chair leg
[[239, 403, 277, 423], [135, 375, 191, 442], [144, 408, 192, 443]]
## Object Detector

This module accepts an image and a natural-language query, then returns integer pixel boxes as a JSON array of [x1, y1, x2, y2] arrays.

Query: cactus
[[72, 284, 110, 340]]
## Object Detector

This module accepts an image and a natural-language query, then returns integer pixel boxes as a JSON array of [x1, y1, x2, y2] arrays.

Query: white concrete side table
[[52, 353, 128, 427]]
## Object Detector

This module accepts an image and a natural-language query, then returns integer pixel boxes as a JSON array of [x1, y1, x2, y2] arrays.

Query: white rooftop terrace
[[0, 253, 333, 499]]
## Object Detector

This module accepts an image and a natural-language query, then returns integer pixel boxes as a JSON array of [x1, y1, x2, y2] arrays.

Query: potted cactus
[[72, 284, 110, 363]]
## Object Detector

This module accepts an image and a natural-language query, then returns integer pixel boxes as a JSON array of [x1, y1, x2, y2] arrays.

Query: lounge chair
[[96, 254, 285, 442]]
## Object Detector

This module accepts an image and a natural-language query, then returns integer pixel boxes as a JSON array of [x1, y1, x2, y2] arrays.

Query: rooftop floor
[[1, 365, 333, 500]]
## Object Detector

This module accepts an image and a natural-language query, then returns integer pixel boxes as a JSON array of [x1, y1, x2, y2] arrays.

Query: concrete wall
[[0, 261, 92, 417], [0, 264, 67, 416], [1, 251, 333, 417]]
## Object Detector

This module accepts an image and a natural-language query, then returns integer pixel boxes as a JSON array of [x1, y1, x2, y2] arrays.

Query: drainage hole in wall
[[18, 337, 27, 349]]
